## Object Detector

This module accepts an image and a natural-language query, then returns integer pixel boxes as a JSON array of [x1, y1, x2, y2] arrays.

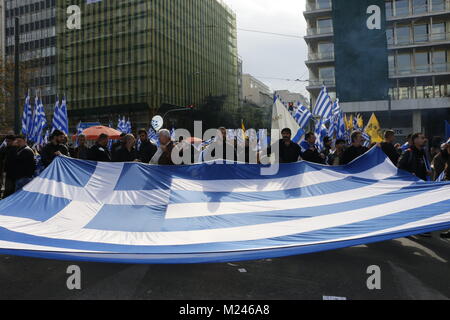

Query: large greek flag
[[0, 147, 450, 264]]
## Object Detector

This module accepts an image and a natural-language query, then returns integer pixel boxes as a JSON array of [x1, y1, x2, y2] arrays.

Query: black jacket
[[138, 140, 157, 163], [398, 146, 428, 181], [342, 145, 369, 165], [381, 142, 400, 165], [113, 146, 137, 163], [88, 144, 112, 162], [279, 140, 302, 164], [41, 143, 69, 168], [10, 146, 36, 180], [302, 147, 325, 164]]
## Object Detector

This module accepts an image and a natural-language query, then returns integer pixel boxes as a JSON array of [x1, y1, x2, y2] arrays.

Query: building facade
[[4, 0, 57, 116], [304, 0, 450, 140], [57, 0, 239, 130], [0, 0, 5, 61], [242, 74, 272, 108]]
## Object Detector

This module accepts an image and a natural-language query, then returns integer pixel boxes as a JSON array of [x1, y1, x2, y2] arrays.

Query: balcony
[[304, 1, 332, 17], [389, 63, 450, 77], [386, 0, 450, 21], [388, 32, 450, 49], [307, 78, 336, 90], [305, 52, 335, 64], [305, 26, 334, 41]]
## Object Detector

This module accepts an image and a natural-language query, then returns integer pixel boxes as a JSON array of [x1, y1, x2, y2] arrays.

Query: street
[[1, 234, 450, 300]]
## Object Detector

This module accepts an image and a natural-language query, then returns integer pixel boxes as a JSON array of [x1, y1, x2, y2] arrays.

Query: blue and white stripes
[[0, 147, 449, 264], [51, 97, 69, 135], [313, 86, 333, 120]]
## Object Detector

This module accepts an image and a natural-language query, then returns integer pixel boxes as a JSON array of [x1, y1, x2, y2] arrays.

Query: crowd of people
[[0, 127, 449, 198]]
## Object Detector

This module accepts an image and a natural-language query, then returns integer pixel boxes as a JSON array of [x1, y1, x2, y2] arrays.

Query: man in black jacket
[[41, 130, 70, 168], [398, 133, 430, 181], [300, 132, 326, 164], [11, 135, 36, 191], [342, 131, 369, 165], [88, 134, 112, 162], [113, 134, 139, 162], [278, 128, 302, 164], [381, 130, 401, 165], [137, 129, 157, 163]]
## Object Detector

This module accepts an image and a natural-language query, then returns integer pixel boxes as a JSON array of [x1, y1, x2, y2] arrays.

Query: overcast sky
[[222, 0, 309, 98]]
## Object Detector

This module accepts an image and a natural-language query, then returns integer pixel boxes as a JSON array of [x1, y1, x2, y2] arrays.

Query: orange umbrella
[[74, 126, 123, 141]]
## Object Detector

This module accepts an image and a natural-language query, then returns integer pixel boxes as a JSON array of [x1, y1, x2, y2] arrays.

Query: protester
[[113, 134, 139, 162], [10, 135, 36, 191], [327, 139, 346, 166], [111, 133, 127, 160], [398, 133, 431, 181], [204, 127, 234, 162], [71, 134, 89, 160], [401, 134, 413, 153], [1, 135, 19, 198], [41, 130, 70, 168], [381, 130, 401, 165], [137, 129, 157, 163], [341, 131, 369, 165], [432, 139, 450, 180], [300, 132, 325, 164], [322, 136, 333, 159], [88, 134, 112, 162], [278, 128, 302, 164], [150, 129, 175, 165]]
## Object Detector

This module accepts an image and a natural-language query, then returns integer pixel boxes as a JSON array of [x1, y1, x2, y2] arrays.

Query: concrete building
[[304, 0, 450, 140], [57, 0, 239, 130], [4, 0, 57, 115], [275, 90, 309, 107], [242, 74, 272, 108]]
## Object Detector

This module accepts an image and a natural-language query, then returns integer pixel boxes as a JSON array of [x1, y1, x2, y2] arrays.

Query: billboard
[[332, 0, 389, 102]]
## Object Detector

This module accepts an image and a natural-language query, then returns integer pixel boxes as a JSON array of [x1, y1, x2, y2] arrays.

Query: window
[[413, 24, 428, 43], [413, 0, 428, 14], [431, 22, 446, 41], [319, 66, 335, 80], [317, 18, 332, 34], [386, 1, 394, 17], [415, 51, 430, 72], [395, 0, 409, 16], [397, 53, 412, 74], [396, 25, 411, 45], [317, 42, 334, 59], [433, 50, 447, 72], [431, 0, 445, 11], [316, 0, 331, 9], [387, 28, 394, 45]]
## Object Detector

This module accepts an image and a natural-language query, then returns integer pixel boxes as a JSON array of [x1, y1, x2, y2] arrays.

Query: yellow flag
[[364, 113, 383, 143], [241, 120, 247, 139], [347, 114, 354, 131], [357, 114, 364, 129]]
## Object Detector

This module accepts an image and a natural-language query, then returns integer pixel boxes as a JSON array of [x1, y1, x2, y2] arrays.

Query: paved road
[[1, 233, 450, 300]]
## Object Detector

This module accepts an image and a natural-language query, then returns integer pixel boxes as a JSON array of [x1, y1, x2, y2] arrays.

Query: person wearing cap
[[431, 139, 450, 181], [40, 130, 70, 168], [10, 135, 36, 192]]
